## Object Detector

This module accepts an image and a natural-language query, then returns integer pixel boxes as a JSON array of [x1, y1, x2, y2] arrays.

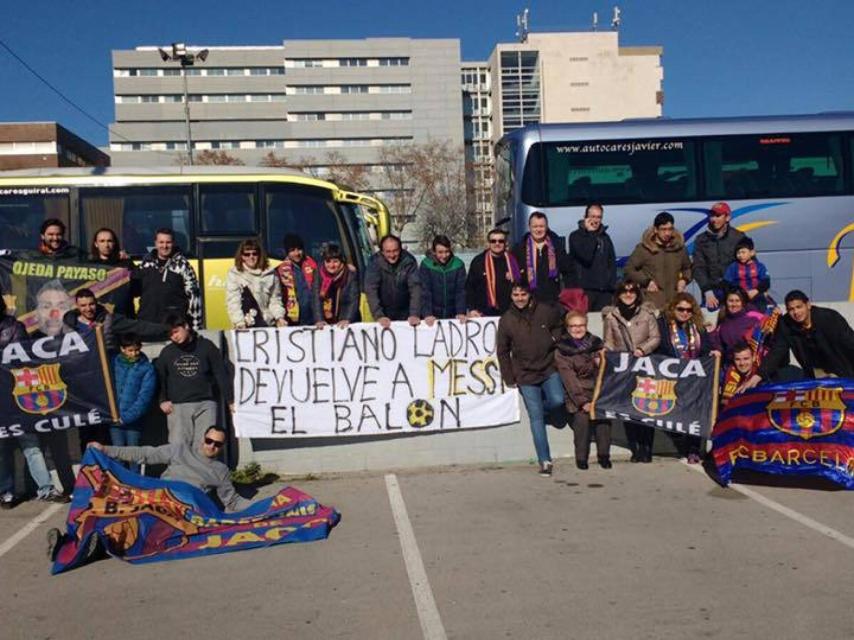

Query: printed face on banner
[[767, 387, 846, 440], [631, 376, 677, 417], [229, 318, 520, 438]]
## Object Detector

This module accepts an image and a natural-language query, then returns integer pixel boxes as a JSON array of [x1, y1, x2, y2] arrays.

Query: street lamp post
[[158, 43, 208, 165]]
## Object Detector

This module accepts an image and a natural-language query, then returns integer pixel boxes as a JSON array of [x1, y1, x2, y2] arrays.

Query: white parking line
[[385, 474, 448, 640], [0, 503, 64, 559], [683, 461, 854, 550]]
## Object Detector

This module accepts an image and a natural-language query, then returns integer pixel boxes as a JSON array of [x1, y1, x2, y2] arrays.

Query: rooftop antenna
[[612, 5, 621, 30], [593, 11, 599, 31], [516, 8, 530, 43]]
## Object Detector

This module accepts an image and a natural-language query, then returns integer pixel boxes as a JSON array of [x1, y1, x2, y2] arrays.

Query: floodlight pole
[[159, 43, 208, 165]]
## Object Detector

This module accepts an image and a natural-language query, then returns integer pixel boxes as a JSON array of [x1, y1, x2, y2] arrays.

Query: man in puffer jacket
[[111, 333, 157, 473], [365, 235, 422, 328], [136, 228, 202, 330], [420, 235, 467, 324]]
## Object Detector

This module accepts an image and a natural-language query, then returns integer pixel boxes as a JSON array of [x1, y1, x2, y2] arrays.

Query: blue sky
[[2, 0, 853, 146]]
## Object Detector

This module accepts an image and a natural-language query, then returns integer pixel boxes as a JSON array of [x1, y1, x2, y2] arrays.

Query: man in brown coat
[[624, 211, 692, 309], [497, 283, 565, 476]]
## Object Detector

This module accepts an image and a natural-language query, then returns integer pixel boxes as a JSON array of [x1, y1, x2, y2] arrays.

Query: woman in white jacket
[[226, 239, 286, 328]]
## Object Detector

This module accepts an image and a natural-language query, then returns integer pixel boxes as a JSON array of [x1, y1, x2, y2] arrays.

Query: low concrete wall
[[148, 304, 854, 475]]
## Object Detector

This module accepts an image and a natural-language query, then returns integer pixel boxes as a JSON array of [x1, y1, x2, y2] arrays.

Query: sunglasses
[[204, 437, 225, 448], [675, 306, 693, 312], [568, 323, 587, 328], [242, 251, 259, 257], [488, 239, 506, 244]]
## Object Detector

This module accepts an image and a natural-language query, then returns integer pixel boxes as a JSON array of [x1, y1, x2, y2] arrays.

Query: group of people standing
[[495, 204, 854, 477]]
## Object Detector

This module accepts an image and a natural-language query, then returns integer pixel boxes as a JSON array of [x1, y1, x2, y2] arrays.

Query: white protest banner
[[228, 317, 519, 438]]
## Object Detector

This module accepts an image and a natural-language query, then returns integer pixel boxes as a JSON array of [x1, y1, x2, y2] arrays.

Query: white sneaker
[[0, 492, 14, 509]]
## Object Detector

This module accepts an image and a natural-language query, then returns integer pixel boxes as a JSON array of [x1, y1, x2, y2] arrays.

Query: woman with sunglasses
[[225, 239, 286, 329], [656, 292, 717, 463], [602, 281, 661, 462]]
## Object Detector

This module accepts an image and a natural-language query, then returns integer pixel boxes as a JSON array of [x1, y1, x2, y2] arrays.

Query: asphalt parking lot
[[1, 457, 853, 640]]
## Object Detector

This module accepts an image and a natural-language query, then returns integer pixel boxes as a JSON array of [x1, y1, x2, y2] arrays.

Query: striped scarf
[[277, 260, 300, 324], [318, 264, 348, 322], [484, 252, 521, 309], [525, 234, 557, 290], [669, 321, 701, 359]]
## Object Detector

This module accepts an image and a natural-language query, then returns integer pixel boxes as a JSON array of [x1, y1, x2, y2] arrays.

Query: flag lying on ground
[[51, 449, 341, 574], [712, 379, 854, 489], [0, 328, 118, 437], [591, 352, 720, 439]]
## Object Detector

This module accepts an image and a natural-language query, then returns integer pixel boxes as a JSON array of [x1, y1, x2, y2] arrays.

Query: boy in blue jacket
[[111, 333, 157, 473], [723, 236, 773, 311], [420, 235, 467, 325]]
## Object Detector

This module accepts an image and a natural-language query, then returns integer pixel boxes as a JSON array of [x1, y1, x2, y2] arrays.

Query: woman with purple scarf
[[513, 211, 568, 305]]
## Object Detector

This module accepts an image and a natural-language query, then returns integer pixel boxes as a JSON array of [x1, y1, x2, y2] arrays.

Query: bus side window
[[200, 185, 258, 235], [81, 187, 193, 257], [265, 184, 349, 263], [0, 194, 70, 252]]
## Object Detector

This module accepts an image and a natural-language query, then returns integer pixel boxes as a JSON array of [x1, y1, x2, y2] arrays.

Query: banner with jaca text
[[712, 379, 854, 489], [0, 253, 132, 336], [591, 352, 720, 439], [228, 318, 519, 438], [52, 449, 341, 574], [0, 328, 118, 438]]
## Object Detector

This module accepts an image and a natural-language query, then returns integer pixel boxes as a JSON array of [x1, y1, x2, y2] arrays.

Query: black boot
[[576, 459, 589, 470], [598, 456, 612, 469]]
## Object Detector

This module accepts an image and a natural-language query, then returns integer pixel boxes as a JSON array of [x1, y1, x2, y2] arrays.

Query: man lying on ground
[[47, 426, 249, 562]]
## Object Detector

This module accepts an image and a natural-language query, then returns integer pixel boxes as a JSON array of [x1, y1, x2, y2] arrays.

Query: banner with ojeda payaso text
[[228, 318, 519, 438], [591, 352, 721, 439]]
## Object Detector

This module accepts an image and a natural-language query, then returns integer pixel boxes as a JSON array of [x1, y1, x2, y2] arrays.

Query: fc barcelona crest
[[767, 387, 846, 440], [631, 376, 677, 417], [10, 364, 67, 415]]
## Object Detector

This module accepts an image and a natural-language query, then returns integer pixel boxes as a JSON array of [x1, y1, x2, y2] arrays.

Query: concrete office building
[[462, 30, 662, 234], [489, 31, 663, 143], [108, 39, 464, 182], [461, 62, 493, 239], [0, 122, 109, 170]]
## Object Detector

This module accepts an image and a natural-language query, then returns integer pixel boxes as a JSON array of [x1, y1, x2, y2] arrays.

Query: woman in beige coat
[[226, 239, 286, 328], [602, 280, 661, 462]]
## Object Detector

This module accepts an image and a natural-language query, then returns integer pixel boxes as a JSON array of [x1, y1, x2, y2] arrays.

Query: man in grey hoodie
[[46, 426, 250, 565], [87, 425, 249, 512]]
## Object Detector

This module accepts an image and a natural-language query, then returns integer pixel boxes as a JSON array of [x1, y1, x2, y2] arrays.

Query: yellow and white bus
[[0, 166, 390, 329]]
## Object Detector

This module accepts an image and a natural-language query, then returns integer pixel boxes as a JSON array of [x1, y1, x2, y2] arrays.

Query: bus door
[[196, 184, 260, 330]]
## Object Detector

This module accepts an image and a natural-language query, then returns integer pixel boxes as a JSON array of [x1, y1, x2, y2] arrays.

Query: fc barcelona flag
[[51, 449, 341, 574], [0, 327, 118, 436], [591, 352, 720, 438], [712, 379, 854, 489]]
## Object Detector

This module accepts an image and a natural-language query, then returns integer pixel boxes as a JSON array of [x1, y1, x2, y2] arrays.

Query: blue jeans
[[109, 427, 142, 474], [518, 372, 566, 465], [0, 432, 55, 496]]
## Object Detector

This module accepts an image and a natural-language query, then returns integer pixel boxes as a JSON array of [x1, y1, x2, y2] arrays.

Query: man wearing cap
[[692, 202, 745, 311]]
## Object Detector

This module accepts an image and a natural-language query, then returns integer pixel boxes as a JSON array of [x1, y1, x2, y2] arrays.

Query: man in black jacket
[[136, 228, 202, 331], [757, 290, 854, 382], [692, 202, 745, 311], [364, 235, 421, 328], [513, 211, 569, 305], [466, 228, 521, 317], [156, 314, 232, 447], [567, 203, 617, 311]]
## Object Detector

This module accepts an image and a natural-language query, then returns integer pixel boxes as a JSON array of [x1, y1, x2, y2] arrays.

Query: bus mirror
[[495, 216, 511, 227]]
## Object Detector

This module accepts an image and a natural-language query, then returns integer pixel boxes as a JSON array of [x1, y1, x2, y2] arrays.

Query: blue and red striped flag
[[712, 379, 854, 489]]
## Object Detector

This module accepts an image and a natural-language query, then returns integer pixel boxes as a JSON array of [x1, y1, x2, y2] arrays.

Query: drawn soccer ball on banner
[[407, 399, 434, 428]]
